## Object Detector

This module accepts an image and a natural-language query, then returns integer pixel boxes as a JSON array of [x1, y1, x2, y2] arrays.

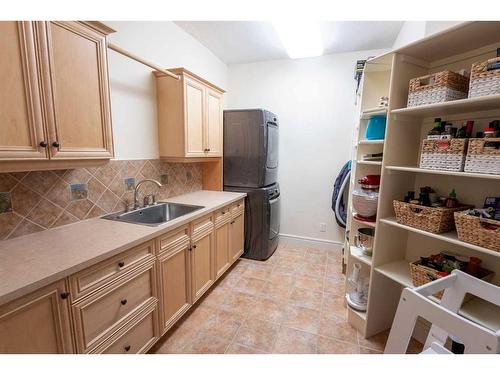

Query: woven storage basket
[[410, 261, 494, 301], [419, 139, 468, 171], [407, 71, 469, 107], [468, 57, 500, 98], [393, 200, 472, 233], [464, 137, 500, 175], [454, 211, 500, 252]]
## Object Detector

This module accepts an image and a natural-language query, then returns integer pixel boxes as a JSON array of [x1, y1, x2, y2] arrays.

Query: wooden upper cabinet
[[155, 68, 225, 160], [0, 279, 74, 353], [0, 22, 47, 160], [36, 21, 114, 159]]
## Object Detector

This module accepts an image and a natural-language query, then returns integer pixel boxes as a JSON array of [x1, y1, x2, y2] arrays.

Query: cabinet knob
[[120, 299, 128, 305], [192, 244, 197, 249], [230, 220, 235, 224], [118, 261, 125, 268], [52, 141, 60, 148], [60, 292, 70, 299], [124, 345, 131, 352], [39, 141, 48, 148]]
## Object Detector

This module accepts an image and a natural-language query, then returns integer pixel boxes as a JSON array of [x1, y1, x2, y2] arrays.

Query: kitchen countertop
[[0, 190, 246, 306]]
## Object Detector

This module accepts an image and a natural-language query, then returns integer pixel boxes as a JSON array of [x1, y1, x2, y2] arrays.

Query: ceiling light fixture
[[272, 21, 324, 59]]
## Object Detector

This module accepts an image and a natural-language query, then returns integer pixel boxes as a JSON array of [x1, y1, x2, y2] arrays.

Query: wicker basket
[[393, 200, 472, 233], [464, 137, 500, 175], [454, 211, 500, 252], [410, 260, 494, 301], [468, 57, 500, 98], [419, 139, 468, 171], [407, 71, 469, 107]]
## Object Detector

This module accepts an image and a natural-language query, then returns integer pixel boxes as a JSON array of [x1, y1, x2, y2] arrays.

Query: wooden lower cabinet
[[190, 215, 216, 302], [0, 280, 74, 353], [157, 226, 192, 334], [229, 211, 245, 262], [215, 221, 231, 279]]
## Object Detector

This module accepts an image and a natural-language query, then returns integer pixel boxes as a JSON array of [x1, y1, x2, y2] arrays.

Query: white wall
[[106, 21, 228, 160], [226, 49, 387, 244]]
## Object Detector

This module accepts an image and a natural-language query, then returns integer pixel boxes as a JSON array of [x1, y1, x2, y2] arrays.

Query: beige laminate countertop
[[0, 190, 246, 306]]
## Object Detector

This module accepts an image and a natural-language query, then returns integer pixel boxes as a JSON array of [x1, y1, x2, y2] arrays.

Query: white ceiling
[[174, 21, 404, 64]]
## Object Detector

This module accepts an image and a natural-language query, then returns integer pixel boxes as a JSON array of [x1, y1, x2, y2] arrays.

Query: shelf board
[[358, 139, 384, 145], [350, 246, 373, 266], [357, 160, 382, 166], [375, 260, 500, 331], [380, 217, 500, 258], [385, 165, 500, 180], [360, 107, 387, 120], [391, 94, 500, 118]]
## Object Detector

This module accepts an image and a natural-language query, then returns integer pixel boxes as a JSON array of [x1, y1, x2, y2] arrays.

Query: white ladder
[[385, 270, 500, 354]]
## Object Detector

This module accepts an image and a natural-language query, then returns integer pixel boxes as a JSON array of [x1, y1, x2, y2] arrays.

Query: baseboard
[[279, 233, 343, 251]]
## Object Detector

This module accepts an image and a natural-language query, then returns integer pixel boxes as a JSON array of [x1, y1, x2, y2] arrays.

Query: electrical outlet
[[320, 223, 326, 232]]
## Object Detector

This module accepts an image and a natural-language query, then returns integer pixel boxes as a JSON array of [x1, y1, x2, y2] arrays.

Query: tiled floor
[[150, 242, 422, 354]]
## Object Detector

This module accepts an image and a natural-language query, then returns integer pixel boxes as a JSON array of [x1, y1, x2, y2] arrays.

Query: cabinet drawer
[[231, 199, 245, 218], [69, 240, 155, 301], [157, 225, 190, 255], [95, 303, 158, 354], [72, 261, 156, 352], [191, 214, 214, 242], [214, 205, 232, 228]]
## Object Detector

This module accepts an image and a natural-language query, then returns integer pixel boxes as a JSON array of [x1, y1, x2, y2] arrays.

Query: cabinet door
[[190, 216, 215, 302], [215, 222, 230, 279], [36, 21, 113, 159], [184, 76, 206, 157], [205, 88, 223, 157], [229, 212, 244, 262], [158, 243, 191, 334], [0, 280, 74, 353], [0, 21, 47, 160]]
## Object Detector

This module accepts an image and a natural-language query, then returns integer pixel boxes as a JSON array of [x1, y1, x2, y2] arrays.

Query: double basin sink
[[102, 202, 204, 226]]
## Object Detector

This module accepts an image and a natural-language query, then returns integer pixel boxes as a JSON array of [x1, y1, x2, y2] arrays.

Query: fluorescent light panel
[[272, 21, 323, 59]]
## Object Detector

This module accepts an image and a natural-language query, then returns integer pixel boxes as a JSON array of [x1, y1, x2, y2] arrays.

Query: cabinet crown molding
[[154, 67, 225, 93]]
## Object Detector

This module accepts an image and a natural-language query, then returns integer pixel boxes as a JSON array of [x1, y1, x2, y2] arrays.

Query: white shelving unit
[[343, 52, 392, 335], [344, 21, 500, 340]]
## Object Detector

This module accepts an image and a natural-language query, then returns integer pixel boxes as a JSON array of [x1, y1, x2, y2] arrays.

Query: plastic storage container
[[365, 116, 386, 140]]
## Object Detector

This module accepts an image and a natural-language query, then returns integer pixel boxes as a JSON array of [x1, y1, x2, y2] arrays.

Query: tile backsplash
[[0, 160, 203, 240]]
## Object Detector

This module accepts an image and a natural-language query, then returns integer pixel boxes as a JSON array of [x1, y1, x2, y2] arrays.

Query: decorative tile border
[[0, 160, 203, 240]]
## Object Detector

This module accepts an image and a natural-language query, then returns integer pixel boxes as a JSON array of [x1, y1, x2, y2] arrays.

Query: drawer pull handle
[[39, 141, 48, 148], [118, 261, 125, 268], [192, 245, 197, 249], [230, 220, 235, 224], [124, 345, 131, 352], [60, 292, 70, 299], [52, 141, 60, 148], [120, 299, 128, 305]]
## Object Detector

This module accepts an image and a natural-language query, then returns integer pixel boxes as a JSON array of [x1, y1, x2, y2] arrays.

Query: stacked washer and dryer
[[223, 109, 280, 261]]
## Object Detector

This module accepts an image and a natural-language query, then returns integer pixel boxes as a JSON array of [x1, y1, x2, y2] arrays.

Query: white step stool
[[385, 270, 500, 354]]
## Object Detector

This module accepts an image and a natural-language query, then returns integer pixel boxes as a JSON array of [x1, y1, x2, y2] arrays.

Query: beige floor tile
[[326, 262, 343, 278], [258, 282, 293, 302], [304, 252, 328, 265], [225, 343, 267, 354], [272, 327, 318, 354], [267, 271, 296, 285], [319, 318, 358, 344], [152, 322, 200, 354], [199, 309, 244, 340], [276, 257, 303, 270], [243, 263, 274, 280], [233, 276, 267, 295], [322, 293, 348, 319], [282, 305, 321, 334], [357, 330, 389, 352], [220, 290, 258, 316], [359, 347, 383, 354], [306, 248, 323, 255], [183, 334, 230, 354], [295, 263, 326, 278], [323, 278, 345, 295], [289, 287, 323, 310], [233, 318, 279, 352], [316, 336, 360, 354], [216, 273, 242, 289], [246, 296, 287, 323], [199, 286, 230, 308], [293, 275, 324, 292]]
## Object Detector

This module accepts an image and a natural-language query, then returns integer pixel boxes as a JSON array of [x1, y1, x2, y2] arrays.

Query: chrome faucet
[[133, 179, 162, 209]]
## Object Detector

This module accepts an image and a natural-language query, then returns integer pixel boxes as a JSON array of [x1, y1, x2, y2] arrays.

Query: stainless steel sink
[[102, 202, 204, 226]]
